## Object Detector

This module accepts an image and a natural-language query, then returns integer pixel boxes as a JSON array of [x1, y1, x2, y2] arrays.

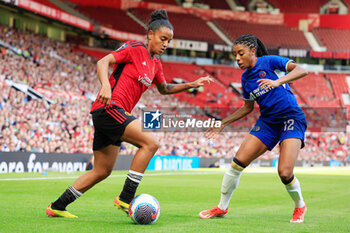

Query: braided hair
[[234, 34, 268, 57], [146, 9, 173, 40]]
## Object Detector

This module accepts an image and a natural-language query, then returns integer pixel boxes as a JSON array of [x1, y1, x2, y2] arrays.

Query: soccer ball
[[129, 194, 160, 225]]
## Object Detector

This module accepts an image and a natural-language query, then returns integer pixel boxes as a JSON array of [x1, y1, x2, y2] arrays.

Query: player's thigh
[[121, 120, 159, 149], [235, 134, 269, 166], [278, 138, 302, 176], [93, 145, 120, 173]]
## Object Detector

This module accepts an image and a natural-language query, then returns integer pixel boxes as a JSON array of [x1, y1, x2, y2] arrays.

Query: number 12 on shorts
[[283, 119, 294, 131]]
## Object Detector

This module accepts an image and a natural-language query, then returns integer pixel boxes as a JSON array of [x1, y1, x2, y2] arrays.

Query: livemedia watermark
[[141, 107, 348, 133]]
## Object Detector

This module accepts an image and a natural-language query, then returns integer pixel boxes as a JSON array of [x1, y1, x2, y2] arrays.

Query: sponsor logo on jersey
[[138, 73, 152, 87], [249, 86, 274, 100]]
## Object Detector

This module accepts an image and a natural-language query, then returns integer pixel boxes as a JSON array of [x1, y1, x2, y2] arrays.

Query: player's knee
[[231, 157, 246, 171], [279, 170, 294, 185], [145, 140, 160, 153], [95, 168, 112, 180]]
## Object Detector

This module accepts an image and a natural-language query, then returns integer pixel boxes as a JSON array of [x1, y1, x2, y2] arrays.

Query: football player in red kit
[[46, 9, 213, 218]]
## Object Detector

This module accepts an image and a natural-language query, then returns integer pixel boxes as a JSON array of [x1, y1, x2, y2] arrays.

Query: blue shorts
[[249, 117, 307, 151]]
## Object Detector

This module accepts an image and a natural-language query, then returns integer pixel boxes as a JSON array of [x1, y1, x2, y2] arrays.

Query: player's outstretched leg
[[199, 158, 245, 219], [199, 134, 268, 219], [114, 120, 159, 215], [279, 138, 306, 223], [46, 145, 119, 218]]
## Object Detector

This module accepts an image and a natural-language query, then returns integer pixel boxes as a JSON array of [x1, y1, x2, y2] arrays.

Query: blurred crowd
[[0, 25, 349, 163]]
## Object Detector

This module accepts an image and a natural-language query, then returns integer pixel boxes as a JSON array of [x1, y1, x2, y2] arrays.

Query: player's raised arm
[[257, 62, 308, 90], [96, 54, 117, 106], [156, 75, 214, 95]]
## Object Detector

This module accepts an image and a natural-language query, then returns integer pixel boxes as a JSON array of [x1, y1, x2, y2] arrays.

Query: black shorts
[[91, 105, 136, 150]]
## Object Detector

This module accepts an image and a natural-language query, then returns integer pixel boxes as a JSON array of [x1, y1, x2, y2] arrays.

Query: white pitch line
[[1, 167, 349, 181]]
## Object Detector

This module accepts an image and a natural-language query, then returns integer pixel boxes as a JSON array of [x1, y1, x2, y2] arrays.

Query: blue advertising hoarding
[[147, 155, 200, 171]]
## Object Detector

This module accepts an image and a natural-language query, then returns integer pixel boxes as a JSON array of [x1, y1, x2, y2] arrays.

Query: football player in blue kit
[[199, 34, 308, 223]]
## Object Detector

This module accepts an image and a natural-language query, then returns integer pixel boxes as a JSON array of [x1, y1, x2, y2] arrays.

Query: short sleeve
[[152, 60, 165, 85], [241, 80, 254, 101], [111, 43, 132, 63], [267, 55, 293, 72]]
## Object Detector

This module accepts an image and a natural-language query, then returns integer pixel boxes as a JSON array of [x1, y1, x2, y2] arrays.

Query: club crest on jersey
[[259, 71, 266, 79], [252, 125, 260, 131], [138, 73, 152, 87], [116, 43, 128, 51]]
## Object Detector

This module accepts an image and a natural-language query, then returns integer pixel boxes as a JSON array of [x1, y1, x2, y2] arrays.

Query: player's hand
[[257, 79, 280, 89], [204, 124, 225, 140], [191, 76, 214, 88], [97, 84, 111, 106]]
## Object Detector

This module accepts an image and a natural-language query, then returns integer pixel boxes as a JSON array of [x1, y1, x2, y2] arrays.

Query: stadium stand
[[291, 73, 339, 107], [32, 0, 64, 11], [266, 0, 329, 13], [326, 73, 350, 106], [313, 27, 350, 52], [195, 0, 232, 9], [130, 8, 225, 43], [143, 0, 179, 5], [161, 61, 238, 108], [212, 18, 311, 50], [77, 6, 145, 34], [202, 65, 243, 86]]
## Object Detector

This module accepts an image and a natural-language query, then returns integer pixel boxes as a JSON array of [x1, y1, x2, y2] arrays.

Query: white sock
[[69, 185, 83, 197], [285, 177, 305, 208], [218, 166, 242, 211]]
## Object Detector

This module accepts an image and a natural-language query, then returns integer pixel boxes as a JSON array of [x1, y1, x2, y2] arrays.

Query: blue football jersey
[[241, 55, 305, 123]]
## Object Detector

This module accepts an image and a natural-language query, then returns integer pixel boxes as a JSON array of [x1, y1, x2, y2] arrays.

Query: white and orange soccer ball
[[129, 194, 160, 225]]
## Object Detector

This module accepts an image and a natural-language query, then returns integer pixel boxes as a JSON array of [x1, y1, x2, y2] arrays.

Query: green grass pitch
[[0, 167, 349, 233]]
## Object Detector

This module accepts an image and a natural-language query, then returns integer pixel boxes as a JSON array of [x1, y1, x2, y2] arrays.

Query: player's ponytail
[[147, 9, 173, 39], [234, 34, 268, 57], [256, 37, 268, 57]]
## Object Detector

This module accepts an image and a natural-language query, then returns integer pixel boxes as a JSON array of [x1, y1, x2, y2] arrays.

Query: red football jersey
[[91, 41, 165, 113]]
